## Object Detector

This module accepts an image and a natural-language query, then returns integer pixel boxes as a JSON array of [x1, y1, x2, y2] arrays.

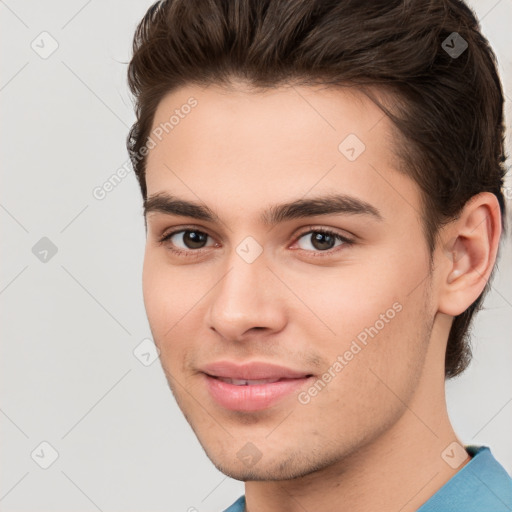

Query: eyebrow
[[143, 192, 383, 226]]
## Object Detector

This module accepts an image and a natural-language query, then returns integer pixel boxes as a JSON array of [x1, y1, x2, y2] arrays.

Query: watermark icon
[[236, 236, 263, 263], [133, 338, 160, 366], [31, 441, 59, 469], [236, 442, 263, 468], [338, 133, 366, 161], [32, 237, 58, 263], [441, 32, 468, 59], [298, 301, 403, 405], [31, 31, 59, 59], [441, 441, 468, 469]]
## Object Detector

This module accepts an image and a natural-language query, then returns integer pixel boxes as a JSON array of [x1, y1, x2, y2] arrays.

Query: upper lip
[[201, 361, 312, 380]]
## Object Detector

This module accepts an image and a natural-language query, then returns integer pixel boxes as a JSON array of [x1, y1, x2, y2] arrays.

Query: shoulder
[[418, 445, 512, 512], [221, 495, 245, 512]]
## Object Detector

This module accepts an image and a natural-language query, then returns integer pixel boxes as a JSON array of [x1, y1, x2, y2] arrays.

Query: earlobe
[[437, 192, 501, 317]]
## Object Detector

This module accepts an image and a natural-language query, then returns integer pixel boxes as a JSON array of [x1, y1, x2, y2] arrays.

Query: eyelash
[[158, 226, 354, 259]]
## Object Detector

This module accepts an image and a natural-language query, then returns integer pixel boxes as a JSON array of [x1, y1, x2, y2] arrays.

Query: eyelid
[[158, 223, 354, 241], [158, 224, 217, 244], [295, 225, 354, 241], [158, 224, 355, 257]]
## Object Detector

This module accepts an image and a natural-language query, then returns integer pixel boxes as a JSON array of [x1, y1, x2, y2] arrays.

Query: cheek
[[314, 254, 431, 390], [308, 268, 401, 343], [142, 252, 164, 329], [142, 251, 183, 347], [303, 301, 429, 445], [329, 285, 430, 413], [142, 250, 212, 368]]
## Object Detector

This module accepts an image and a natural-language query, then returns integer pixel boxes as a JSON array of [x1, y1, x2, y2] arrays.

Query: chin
[[204, 445, 340, 482]]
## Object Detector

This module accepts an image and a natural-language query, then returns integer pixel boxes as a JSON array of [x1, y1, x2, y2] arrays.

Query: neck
[[244, 343, 469, 512]]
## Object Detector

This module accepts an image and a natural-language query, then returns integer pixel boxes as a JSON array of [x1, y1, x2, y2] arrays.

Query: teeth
[[218, 377, 282, 385]]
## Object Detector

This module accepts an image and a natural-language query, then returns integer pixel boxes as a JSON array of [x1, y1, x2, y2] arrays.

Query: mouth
[[202, 371, 315, 411], [199, 360, 315, 411], [209, 375, 312, 386]]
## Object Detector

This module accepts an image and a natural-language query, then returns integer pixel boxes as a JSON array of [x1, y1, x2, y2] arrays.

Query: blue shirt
[[222, 446, 512, 512]]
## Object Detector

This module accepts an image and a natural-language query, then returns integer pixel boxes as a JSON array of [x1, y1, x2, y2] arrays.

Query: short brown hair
[[126, 0, 508, 378]]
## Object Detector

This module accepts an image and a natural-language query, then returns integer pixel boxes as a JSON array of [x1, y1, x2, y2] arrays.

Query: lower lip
[[203, 374, 313, 411]]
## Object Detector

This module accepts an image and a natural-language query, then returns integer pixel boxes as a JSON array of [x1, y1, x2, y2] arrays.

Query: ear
[[437, 192, 502, 317]]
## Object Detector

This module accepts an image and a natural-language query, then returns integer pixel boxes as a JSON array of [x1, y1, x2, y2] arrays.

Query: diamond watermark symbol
[[31, 31, 59, 59], [338, 133, 366, 161], [441, 441, 468, 469], [442, 32, 468, 59], [133, 338, 160, 366], [32, 237, 58, 263], [236, 236, 263, 264], [31, 441, 59, 469], [236, 442, 263, 468]]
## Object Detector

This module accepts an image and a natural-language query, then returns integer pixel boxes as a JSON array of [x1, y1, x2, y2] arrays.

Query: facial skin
[[142, 83, 501, 512]]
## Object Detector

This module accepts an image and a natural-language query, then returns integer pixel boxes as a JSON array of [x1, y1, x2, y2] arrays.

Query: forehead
[[145, 83, 421, 225], [149, 83, 392, 166]]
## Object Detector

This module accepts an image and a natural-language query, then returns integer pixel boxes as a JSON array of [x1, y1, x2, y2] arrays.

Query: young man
[[126, 0, 512, 510]]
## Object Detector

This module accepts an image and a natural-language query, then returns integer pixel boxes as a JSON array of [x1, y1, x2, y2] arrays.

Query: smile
[[203, 374, 314, 411]]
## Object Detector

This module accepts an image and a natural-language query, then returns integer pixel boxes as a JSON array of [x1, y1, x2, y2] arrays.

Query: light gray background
[[1, 1, 511, 511]]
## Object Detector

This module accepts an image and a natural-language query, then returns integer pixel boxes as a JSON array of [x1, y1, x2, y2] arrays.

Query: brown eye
[[175, 230, 208, 249], [160, 229, 215, 255], [295, 228, 352, 254]]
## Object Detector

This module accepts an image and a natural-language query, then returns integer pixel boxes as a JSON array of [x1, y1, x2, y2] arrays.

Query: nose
[[206, 250, 286, 341]]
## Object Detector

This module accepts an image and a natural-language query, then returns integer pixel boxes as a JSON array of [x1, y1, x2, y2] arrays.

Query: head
[[127, 0, 507, 480]]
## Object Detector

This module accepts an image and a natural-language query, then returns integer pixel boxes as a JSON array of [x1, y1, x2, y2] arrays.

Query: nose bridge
[[216, 240, 269, 312], [207, 238, 282, 337]]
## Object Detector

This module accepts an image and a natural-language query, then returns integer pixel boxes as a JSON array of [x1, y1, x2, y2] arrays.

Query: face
[[142, 83, 438, 480]]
